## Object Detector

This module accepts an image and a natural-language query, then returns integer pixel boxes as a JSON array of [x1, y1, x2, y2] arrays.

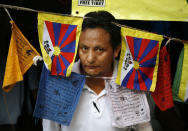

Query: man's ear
[[113, 44, 122, 58]]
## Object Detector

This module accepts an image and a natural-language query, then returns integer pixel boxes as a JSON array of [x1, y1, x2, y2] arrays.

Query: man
[[43, 11, 153, 131]]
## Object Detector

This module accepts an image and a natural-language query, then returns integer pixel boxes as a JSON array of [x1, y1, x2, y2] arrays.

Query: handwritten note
[[105, 79, 150, 128], [33, 66, 85, 126]]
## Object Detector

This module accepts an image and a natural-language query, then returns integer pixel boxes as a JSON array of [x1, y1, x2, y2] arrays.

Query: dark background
[[0, 0, 188, 131]]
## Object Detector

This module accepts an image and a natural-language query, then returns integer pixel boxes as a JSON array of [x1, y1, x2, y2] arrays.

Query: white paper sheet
[[105, 79, 150, 128]]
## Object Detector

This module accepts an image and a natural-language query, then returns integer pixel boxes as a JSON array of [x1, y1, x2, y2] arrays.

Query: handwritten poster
[[33, 66, 85, 126], [105, 79, 150, 128]]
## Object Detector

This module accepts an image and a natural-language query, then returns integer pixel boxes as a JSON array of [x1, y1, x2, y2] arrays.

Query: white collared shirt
[[43, 60, 153, 131]]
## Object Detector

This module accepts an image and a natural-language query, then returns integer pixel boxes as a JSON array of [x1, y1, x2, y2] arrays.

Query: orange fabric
[[3, 21, 40, 92]]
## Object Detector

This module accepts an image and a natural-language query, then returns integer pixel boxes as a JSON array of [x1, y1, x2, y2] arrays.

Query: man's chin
[[84, 72, 102, 77], [85, 73, 100, 77]]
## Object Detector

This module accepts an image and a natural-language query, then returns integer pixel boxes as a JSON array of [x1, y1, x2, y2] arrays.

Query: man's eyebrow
[[95, 45, 105, 48], [79, 43, 88, 47]]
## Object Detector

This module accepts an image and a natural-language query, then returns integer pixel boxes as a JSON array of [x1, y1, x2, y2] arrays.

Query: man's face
[[78, 28, 120, 77]]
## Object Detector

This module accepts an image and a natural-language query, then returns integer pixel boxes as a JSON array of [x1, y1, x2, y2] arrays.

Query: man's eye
[[81, 47, 88, 51], [96, 48, 104, 52]]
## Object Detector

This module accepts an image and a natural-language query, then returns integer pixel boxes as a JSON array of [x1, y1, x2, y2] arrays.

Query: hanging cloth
[[151, 46, 174, 111]]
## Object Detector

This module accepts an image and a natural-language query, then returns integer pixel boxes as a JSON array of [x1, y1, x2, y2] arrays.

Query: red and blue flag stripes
[[121, 36, 159, 91], [45, 21, 77, 76]]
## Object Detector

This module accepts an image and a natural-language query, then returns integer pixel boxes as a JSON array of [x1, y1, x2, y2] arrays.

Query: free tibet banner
[[72, 0, 188, 21]]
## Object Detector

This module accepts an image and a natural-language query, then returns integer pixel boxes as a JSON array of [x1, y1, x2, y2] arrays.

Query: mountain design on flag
[[121, 36, 159, 91], [43, 21, 77, 76]]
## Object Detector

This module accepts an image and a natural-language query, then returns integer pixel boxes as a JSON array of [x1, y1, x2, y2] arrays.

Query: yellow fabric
[[38, 12, 83, 77], [3, 21, 40, 92], [116, 35, 127, 85], [116, 27, 163, 92], [72, 0, 188, 21], [179, 43, 188, 101]]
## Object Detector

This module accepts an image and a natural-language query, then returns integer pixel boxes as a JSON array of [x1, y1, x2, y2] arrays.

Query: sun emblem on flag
[[121, 36, 159, 91], [43, 21, 77, 76]]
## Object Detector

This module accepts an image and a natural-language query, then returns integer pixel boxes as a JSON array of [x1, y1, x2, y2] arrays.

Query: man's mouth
[[84, 65, 99, 69]]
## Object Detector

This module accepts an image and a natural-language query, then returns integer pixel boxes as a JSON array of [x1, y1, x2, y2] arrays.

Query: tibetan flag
[[172, 47, 185, 102], [178, 42, 188, 102], [38, 12, 83, 77], [151, 46, 174, 111], [116, 27, 163, 92], [3, 21, 40, 92]]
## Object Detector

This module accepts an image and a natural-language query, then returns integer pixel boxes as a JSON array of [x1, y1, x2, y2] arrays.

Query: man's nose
[[86, 50, 96, 63]]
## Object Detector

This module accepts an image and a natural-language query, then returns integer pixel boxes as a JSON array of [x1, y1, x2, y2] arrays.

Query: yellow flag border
[[179, 43, 188, 101], [38, 12, 83, 77], [116, 33, 126, 85]]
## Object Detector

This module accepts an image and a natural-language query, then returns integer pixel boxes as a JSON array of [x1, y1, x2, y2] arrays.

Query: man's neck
[[86, 77, 105, 95], [79, 62, 114, 95], [85, 69, 113, 95]]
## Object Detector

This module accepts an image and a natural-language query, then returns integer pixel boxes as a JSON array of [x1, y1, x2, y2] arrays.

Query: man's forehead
[[81, 28, 109, 36], [79, 28, 111, 45], [79, 42, 106, 48]]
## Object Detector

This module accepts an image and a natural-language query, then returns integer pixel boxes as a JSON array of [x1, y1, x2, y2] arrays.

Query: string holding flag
[[2, 4, 188, 92], [3, 20, 40, 92], [38, 12, 83, 77], [116, 27, 163, 92], [0, 4, 187, 45], [4, 8, 13, 20]]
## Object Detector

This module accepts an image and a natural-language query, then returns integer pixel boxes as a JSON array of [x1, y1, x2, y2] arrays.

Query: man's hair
[[82, 11, 121, 50]]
